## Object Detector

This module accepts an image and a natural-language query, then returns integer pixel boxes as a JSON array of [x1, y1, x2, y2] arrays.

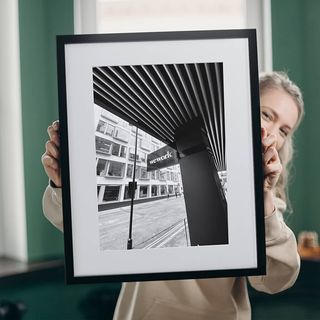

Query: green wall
[[18, 0, 74, 261], [272, 0, 320, 235]]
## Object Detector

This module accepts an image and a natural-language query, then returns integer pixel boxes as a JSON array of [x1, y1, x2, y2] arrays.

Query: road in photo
[[99, 195, 189, 250]]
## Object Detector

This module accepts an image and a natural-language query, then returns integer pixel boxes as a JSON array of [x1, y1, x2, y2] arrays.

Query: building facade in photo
[[94, 105, 183, 204]]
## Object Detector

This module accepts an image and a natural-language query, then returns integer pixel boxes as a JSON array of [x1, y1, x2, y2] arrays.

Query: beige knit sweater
[[43, 185, 300, 320]]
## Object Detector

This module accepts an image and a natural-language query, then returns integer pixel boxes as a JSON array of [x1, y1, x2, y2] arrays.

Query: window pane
[[135, 165, 141, 179], [103, 185, 120, 202], [159, 171, 166, 181], [120, 145, 127, 158], [140, 139, 151, 151], [160, 185, 167, 195], [114, 127, 129, 142], [97, 0, 246, 33], [111, 143, 120, 156], [151, 185, 158, 196], [140, 151, 146, 163], [123, 185, 130, 200], [126, 164, 133, 178], [97, 120, 107, 133], [139, 185, 148, 198], [107, 161, 124, 177], [106, 123, 115, 136], [140, 167, 149, 180], [97, 159, 107, 176], [96, 136, 112, 154], [129, 147, 139, 161]]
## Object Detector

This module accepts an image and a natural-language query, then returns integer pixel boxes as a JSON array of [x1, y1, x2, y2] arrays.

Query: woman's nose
[[265, 124, 277, 137]]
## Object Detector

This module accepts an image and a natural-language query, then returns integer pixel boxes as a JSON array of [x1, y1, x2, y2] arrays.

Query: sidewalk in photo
[[99, 196, 189, 250]]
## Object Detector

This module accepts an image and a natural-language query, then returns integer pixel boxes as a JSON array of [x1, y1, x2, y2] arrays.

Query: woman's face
[[260, 88, 299, 151]]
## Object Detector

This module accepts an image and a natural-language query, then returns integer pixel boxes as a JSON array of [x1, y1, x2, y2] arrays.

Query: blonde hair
[[259, 71, 304, 209]]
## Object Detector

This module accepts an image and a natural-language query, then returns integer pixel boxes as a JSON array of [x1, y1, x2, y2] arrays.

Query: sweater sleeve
[[42, 184, 64, 232], [248, 198, 300, 294]]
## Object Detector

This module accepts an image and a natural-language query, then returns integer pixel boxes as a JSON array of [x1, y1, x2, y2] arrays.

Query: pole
[[127, 126, 138, 249]]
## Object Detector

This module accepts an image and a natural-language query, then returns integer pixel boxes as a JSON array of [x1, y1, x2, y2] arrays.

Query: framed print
[[56, 29, 265, 284]]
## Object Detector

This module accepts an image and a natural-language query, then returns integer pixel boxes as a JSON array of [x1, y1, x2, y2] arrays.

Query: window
[[96, 0, 246, 32], [120, 146, 127, 158], [128, 147, 135, 160], [97, 120, 107, 133], [159, 170, 166, 181], [103, 142, 127, 158], [139, 151, 146, 163], [168, 185, 173, 194], [107, 161, 125, 177], [140, 167, 149, 180], [103, 185, 120, 202], [151, 185, 158, 196], [96, 120, 115, 136], [129, 147, 139, 161], [135, 166, 141, 179], [96, 158, 108, 176], [151, 143, 157, 152], [123, 185, 131, 200], [124, 184, 137, 200], [151, 170, 156, 180], [111, 143, 120, 156], [140, 139, 151, 151], [160, 185, 167, 195], [88, 0, 271, 71], [114, 127, 129, 142], [139, 185, 148, 198], [96, 136, 112, 155], [105, 123, 115, 136], [95, 136, 127, 158], [126, 164, 133, 178]]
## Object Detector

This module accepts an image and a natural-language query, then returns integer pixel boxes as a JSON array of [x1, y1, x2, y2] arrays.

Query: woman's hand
[[41, 120, 62, 188], [262, 127, 282, 216]]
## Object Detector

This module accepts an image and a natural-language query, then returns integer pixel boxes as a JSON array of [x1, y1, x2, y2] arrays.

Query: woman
[[41, 71, 304, 320]]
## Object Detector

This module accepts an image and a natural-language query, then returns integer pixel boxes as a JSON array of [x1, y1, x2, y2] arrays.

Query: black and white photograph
[[57, 30, 265, 283], [93, 62, 228, 251]]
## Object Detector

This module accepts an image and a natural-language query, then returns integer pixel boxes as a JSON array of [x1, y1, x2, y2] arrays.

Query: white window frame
[[0, 0, 27, 261], [246, 0, 272, 71], [74, 0, 272, 71]]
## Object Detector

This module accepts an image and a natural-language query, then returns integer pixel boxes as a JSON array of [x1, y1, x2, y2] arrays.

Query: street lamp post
[[127, 126, 138, 249]]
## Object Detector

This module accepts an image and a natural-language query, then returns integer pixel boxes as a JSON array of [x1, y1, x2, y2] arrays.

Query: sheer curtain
[[74, 0, 272, 71]]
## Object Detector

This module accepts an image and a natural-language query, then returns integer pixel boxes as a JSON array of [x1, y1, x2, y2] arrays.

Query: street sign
[[147, 145, 179, 171]]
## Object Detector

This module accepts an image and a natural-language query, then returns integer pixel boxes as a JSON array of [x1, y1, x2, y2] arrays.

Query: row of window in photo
[[96, 136, 150, 163], [96, 158, 180, 182], [96, 119, 162, 152], [97, 183, 181, 202], [96, 119, 130, 143]]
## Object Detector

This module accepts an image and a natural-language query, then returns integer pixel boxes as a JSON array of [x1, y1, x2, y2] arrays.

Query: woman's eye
[[261, 111, 272, 121], [280, 128, 288, 138]]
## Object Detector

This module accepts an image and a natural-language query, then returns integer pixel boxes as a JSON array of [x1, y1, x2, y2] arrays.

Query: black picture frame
[[56, 29, 265, 284]]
